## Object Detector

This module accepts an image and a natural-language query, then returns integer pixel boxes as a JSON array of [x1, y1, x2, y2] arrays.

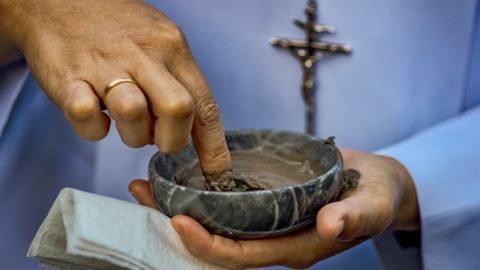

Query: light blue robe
[[1, 0, 479, 269]]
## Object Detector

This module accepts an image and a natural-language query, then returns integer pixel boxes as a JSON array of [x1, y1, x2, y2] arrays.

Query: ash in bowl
[[173, 150, 322, 192]]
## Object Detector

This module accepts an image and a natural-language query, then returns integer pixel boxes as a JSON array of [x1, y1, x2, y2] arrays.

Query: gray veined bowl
[[148, 129, 343, 239]]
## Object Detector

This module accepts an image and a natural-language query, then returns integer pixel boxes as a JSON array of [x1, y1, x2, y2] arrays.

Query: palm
[[128, 149, 419, 269]]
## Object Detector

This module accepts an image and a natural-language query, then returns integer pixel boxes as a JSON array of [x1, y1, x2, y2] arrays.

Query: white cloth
[[28, 188, 226, 270]]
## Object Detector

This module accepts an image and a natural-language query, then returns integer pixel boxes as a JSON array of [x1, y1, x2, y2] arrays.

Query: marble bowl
[[148, 130, 343, 239]]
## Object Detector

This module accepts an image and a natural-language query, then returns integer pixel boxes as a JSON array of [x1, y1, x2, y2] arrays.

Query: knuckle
[[115, 96, 148, 121], [65, 97, 98, 121], [196, 94, 221, 128], [161, 91, 194, 119], [159, 22, 188, 54], [165, 23, 187, 45]]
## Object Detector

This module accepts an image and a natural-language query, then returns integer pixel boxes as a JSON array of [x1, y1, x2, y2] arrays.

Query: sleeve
[[0, 59, 29, 139], [374, 105, 480, 270]]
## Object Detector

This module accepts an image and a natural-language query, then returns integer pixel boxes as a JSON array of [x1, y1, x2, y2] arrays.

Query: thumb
[[316, 200, 348, 241], [316, 188, 392, 241], [128, 179, 159, 209]]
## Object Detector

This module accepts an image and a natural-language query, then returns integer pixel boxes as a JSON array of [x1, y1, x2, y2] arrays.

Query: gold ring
[[103, 78, 137, 98]]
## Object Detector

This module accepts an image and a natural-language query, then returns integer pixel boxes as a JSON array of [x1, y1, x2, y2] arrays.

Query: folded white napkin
[[27, 188, 227, 270]]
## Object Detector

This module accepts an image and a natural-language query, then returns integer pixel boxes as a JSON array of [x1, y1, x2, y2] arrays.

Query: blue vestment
[[1, 0, 479, 269]]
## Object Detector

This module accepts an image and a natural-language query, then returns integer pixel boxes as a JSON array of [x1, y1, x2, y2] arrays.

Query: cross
[[270, 0, 351, 135]]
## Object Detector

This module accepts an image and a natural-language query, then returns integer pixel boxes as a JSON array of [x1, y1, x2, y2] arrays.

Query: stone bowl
[[148, 129, 343, 239]]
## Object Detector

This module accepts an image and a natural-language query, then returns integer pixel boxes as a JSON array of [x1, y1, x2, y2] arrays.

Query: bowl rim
[[148, 129, 343, 196]]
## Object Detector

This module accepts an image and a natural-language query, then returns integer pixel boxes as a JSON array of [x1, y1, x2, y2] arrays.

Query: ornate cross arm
[[270, 38, 351, 54]]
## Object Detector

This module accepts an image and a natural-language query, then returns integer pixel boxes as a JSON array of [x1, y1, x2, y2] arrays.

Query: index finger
[[171, 54, 232, 174]]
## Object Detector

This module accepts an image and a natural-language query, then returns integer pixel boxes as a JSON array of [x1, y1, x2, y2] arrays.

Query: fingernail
[[335, 220, 345, 239]]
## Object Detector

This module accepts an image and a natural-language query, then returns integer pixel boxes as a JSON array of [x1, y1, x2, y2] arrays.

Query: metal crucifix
[[270, 0, 351, 135]]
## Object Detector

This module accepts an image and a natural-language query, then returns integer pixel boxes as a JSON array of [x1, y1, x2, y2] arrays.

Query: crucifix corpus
[[270, 0, 351, 135]]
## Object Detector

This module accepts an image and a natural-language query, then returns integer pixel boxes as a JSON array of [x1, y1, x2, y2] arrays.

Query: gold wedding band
[[103, 78, 138, 98]]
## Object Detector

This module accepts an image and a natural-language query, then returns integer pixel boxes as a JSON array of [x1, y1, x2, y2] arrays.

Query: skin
[[0, 1, 420, 268], [129, 149, 420, 269], [0, 0, 231, 175]]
